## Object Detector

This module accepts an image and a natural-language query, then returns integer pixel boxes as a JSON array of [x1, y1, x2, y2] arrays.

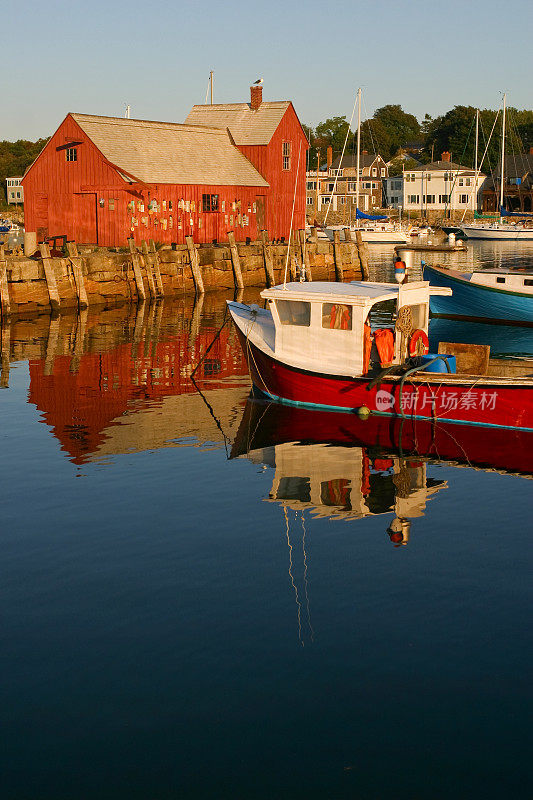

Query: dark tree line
[[305, 104, 533, 174], [0, 139, 49, 204]]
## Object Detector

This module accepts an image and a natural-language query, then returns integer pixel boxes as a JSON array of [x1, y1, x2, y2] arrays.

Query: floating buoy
[[357, 406, 371, 419]]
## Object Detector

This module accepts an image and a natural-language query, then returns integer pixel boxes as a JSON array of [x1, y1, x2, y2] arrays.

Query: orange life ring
[[409, 329, 430, 357]]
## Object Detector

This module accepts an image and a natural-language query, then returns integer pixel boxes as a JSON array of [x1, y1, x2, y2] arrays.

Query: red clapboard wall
[[237, 104, 308, 240]]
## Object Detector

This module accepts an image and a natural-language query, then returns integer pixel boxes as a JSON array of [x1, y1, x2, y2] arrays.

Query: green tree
[[387, 157, 420, 177], [373, 105, 421, 157], [314, 116, 351, 157], [359, 118, 391, 160], [0, 138, 49, 202]]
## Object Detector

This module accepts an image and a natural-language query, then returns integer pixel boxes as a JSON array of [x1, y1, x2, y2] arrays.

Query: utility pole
[[210, 71, 214, 105]]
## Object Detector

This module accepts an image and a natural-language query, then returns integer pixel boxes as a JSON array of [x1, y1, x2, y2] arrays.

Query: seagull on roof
[[252, 78, 263, 85]]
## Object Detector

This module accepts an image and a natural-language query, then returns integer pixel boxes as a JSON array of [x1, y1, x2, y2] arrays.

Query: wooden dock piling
[[185, 236, 205, 294], [140, 241, 157, 299], [227, 231, 244, 290], [333, 230, 344, 281], [149, 240, 164, 297], [260, 230, 275, 287], [355, 231, 370, 280], [0, 245, 11, 318], [66, 242, 89, 309], [39, 243, 61, 313], [128, 238, 147, 301]]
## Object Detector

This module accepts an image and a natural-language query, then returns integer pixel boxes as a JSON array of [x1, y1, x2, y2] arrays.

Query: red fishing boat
[[228, 280, 533, 432]]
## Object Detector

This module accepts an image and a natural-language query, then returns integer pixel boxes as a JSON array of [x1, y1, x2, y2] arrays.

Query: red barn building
[[22, 85, 307, 246]]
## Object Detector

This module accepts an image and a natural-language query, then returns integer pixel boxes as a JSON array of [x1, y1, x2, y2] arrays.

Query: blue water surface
[[0, 276, 532, 800]]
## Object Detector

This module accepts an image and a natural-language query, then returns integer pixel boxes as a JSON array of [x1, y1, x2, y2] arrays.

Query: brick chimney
[[327, 146, 333, 171], [441, 151, 451, 162], [250, 84, 263, 110]]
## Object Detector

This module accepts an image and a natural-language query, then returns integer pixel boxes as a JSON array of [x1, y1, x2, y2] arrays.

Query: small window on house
[[372, 168, 377, 176], [459, 194, 469, 204], [276, 300, 310, 326], [108, 199, 115, 210], [202, 193, 219, 212], [66, 147, 77, 162], [459, 178, 464, 186], [322, 303, 352, 330], [282, 141, 292, 170], [381, 168, 386, 176], [306, 196, 313, 205], [168, 200, 173, 211], [16, 191, 21, 198], [466, 178, 471, 186]]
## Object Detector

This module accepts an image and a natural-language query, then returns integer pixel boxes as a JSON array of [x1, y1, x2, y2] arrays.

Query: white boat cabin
[[260, 281, 451, 377], [470, 270, 533, 295]]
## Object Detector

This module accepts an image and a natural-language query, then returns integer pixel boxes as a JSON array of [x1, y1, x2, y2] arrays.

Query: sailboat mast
[[500, 93, 506, 217], [472, 109, 479, 214], [356, 87, 361, 218]]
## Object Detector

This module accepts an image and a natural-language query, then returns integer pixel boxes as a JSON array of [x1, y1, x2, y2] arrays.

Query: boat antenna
[[283, 139, 303, 288], [499, 92, 506, 221]]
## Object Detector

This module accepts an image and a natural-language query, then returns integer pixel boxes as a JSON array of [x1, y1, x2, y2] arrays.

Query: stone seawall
[[0, 234, 364, 316]]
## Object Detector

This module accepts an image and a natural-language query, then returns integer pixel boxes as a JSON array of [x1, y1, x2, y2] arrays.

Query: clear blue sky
[[4, 0, 532, 141]]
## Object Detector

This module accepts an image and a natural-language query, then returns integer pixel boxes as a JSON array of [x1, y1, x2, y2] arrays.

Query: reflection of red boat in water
[[232, 397, 533, 479]]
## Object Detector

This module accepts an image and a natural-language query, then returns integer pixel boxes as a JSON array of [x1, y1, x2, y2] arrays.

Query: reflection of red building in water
[[28, 321, 249, 464]]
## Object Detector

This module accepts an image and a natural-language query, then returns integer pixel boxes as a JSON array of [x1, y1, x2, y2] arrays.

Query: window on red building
[[282, 141, 291, 170], [202, 194, 219, 212]]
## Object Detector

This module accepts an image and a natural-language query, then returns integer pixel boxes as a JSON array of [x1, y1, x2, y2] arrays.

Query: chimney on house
[[327, 146, 333, 171], [441, 151, 451, 162], [250, 84, 263, 110]]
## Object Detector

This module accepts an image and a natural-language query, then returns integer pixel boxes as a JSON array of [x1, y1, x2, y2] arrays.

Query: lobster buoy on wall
[[408, 329, 430, 357]]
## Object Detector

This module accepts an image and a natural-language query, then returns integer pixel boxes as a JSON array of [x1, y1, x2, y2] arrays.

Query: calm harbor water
[[1, 241, 532, 799]]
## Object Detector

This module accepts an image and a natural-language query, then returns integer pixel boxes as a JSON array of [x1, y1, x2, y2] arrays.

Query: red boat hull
[[237, 330, 533, 431]]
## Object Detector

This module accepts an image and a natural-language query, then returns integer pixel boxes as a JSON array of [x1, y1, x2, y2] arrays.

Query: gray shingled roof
[[415, 159, 478, 175], [184, 102, 291, 145], [330, 153, 382, 170], [71, 113, 269, 187], [493, 154, 533, 179]]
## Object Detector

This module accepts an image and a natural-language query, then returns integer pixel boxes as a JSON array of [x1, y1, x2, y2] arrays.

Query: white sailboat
[[462, 94, 533, 240], [326, 88, 410, 244]]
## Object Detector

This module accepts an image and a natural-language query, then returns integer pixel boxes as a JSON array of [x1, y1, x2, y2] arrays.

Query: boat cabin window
[[525, 279, 533, 286], [496, 276, 506, 284], [276, 300, 311, 327], [322, 303, 352, 330]]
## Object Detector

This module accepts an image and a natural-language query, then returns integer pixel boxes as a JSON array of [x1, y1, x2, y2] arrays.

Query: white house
[[403, 152, 485, 214], [6, 177, 24, 204]]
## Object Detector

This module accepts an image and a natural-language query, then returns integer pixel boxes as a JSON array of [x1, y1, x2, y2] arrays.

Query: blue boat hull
[[424, 264, 533, 325]]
